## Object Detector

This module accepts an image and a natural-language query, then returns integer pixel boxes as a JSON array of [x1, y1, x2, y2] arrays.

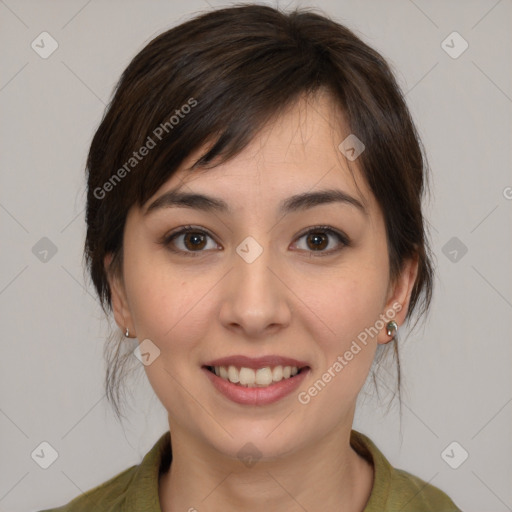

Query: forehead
[[143, 92, 373, 215]]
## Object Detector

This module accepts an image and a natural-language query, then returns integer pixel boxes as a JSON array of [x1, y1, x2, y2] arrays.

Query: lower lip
[[202, 367, 310, 406]]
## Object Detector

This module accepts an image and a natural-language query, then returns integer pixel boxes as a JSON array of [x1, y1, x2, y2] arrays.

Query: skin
[[106, 90, 418, 512]]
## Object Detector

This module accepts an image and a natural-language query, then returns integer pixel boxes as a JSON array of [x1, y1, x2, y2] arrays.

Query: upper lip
[[203, 355, 310, 370]]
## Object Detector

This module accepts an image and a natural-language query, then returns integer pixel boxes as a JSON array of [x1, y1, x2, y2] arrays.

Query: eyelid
[[161, 224, 217, 242]]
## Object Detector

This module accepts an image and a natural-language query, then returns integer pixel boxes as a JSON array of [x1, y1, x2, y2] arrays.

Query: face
[[107, 91, 417, 462]]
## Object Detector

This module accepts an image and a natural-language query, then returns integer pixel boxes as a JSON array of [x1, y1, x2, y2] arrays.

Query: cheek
[[121, 255, 216, 411], [295, 270, 387, 416], [307, 258, 389, 344], [124, 260, 213, 347], [298, 251, 389, 396], [121, 231, 230, 373]]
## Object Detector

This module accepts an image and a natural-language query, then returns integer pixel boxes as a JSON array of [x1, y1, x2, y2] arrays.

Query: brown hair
[[83, 3, 434, 421]]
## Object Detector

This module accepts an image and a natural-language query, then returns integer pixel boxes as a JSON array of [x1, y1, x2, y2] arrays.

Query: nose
[[218, 240, 292, 339]]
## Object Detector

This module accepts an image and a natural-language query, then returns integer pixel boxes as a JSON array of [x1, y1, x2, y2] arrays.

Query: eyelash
[[159, 224, 350, 258]]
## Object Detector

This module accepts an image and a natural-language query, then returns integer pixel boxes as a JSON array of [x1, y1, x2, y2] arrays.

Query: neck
[[159, 423, 373, 512]]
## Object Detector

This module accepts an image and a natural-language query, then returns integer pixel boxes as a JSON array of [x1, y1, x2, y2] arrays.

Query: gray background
[[1, 0, 511, 510]]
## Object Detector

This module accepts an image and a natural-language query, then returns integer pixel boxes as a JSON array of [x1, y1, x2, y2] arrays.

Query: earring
[[124, 327, 130, 338], [386, 321, 398, 337]]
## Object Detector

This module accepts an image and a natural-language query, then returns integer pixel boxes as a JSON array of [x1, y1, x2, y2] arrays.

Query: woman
[[41, 4, 461, 511]]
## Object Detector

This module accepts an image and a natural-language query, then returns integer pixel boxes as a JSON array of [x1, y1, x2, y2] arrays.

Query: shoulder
[[387, 467, 461, 512], [37, 431, 171, 512], [37, 464, 138, 512], [350, 430, 462, 512]]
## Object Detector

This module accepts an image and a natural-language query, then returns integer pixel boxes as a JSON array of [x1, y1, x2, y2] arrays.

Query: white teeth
[[239, 367, 255, 386], [272, 366, 283, 382], [212, 365, 301, 387], [255, 367, 273, 386], [227, 365, 239, 383]]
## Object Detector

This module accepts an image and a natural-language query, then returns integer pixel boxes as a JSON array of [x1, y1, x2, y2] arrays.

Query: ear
[[376, 254, 419, 345], [104, 253, 136, 338]]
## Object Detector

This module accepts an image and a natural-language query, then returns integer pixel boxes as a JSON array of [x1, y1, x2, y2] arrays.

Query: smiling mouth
[[204, 364, 309, 388]]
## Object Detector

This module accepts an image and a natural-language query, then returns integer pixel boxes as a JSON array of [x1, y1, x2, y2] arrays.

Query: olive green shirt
[[39, 430, 461, 511]]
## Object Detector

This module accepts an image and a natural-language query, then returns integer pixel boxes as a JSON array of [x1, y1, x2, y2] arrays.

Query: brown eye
[[162, 226, 219, 257], [305, 231, 329, 251], [293, 226, 350, 255], [182, 232, 207, 251]]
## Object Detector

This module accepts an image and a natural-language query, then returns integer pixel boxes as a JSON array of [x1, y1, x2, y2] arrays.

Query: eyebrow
[[144, 187, 366, 216]]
